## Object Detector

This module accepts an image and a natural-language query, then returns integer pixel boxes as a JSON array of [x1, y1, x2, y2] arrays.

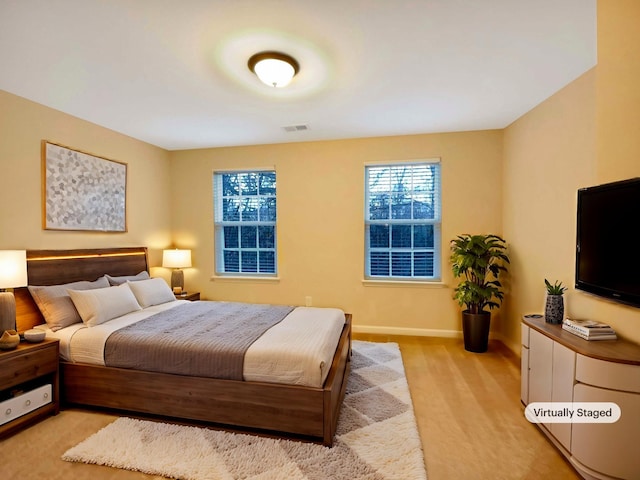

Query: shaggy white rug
[[62, 340, 427, 480]]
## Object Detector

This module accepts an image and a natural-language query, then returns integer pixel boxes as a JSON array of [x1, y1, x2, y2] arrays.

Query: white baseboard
[[352, 325, 463, 338], [352, 325, 507, 343]]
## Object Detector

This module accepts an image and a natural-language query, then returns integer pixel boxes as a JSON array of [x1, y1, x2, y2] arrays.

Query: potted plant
[[450, 234, 509, 352], [544, 279, 567, 324]]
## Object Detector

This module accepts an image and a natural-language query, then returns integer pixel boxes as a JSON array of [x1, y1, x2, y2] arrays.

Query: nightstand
[[0, 339, 59, 438], [175, 292, 200, 301]]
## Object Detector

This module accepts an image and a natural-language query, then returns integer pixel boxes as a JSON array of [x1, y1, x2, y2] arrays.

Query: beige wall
[[502, 0, 640, 351], [502, 70, 597, 352], [596, 0, 640, 183], [170, 131, 503, 334], [0, 90, 173, 270]]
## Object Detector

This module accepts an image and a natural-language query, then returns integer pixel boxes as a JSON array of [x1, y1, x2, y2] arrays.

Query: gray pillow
[[28, 277, 110, 331], [105, 271, 150, 286]]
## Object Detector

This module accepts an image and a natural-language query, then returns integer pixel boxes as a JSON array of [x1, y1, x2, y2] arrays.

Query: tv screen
[[576, 177, 640, 308]]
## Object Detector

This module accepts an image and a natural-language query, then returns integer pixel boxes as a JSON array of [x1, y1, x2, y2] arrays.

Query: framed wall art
[[42, 141, 127, 232]]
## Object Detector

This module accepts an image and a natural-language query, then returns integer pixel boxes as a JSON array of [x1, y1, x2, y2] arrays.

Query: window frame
[[364, 159, 442, 282], [213, 169, 278, 277]]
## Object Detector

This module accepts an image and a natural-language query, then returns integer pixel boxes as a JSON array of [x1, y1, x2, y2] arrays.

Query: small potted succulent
[[544, 279, 567, 324]]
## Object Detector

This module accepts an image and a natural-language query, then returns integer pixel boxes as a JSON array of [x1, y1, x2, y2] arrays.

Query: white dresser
[[521, 316, 640, 480]]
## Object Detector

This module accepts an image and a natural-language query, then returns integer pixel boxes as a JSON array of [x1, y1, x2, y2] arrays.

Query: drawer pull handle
[[43, 393, 49, 400], [5, 408, 11, 416], [25, 400, 31, 407]]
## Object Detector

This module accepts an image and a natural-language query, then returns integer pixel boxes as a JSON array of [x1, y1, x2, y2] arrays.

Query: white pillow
[[105, 271, 150, 286], [68, 283, 142, 327], [127, 278, 176, 308]]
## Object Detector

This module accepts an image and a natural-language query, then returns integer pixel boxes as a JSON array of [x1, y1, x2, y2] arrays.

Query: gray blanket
[[104, 301, 294, 380]]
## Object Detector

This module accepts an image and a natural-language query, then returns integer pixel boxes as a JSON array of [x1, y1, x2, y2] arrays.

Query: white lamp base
[[0, 291, 17, 333]]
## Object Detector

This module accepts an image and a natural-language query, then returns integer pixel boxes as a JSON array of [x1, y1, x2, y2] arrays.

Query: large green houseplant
[[450, 234, 509, 352]]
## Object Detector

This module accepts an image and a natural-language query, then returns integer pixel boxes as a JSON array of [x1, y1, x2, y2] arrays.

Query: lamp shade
[[0, 250, 28, 289], [162, 249, 192, 269]]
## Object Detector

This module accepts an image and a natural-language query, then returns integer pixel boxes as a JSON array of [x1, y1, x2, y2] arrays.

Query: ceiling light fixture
[[248, 51, 299, 88]]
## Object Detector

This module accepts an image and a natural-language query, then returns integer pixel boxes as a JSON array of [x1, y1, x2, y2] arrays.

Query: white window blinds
[[365, 161, 441, 280], [213, 171, 277, 275]]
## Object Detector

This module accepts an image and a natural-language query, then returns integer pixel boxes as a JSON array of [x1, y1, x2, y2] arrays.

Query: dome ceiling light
[[248, 51, 299, 88]]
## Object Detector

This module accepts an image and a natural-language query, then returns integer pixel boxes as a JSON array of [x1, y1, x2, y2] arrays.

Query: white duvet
[[44, 300, 346, 388]]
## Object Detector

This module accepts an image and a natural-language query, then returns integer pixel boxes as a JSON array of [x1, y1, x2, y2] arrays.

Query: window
[[365, 161, 441, 280], [213, 171, 277, 275]]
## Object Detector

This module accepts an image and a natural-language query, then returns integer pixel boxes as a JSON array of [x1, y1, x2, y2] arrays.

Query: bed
[[15, 247, 352, 446]]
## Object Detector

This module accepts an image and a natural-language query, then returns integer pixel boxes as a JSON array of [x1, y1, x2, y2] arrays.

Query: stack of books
[[562, 318, 617, 341]]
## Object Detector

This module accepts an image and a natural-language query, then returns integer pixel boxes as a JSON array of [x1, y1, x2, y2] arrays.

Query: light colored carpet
[[62, 340, 427, 480]]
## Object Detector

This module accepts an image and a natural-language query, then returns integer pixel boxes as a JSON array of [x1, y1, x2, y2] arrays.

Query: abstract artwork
[[42, 141, 127, 232]]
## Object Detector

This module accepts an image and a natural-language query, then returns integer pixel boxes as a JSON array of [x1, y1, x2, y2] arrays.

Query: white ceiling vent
[[282, 124, 310, 132]]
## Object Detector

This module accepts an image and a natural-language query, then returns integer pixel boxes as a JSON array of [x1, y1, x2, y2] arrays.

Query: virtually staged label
[[525, 402, 621, 423]]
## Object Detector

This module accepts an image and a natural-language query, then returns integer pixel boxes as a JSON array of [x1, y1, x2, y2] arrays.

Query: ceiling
[[0, 1, 597, 151]]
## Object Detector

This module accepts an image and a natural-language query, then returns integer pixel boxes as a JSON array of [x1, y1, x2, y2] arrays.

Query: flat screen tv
[[576, 177, 640, 308]]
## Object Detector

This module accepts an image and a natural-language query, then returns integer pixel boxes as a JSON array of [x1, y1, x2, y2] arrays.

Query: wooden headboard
[[15, 247, 148, 332]]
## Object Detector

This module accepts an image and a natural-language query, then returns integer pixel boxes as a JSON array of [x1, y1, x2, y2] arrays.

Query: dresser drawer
[[576, 354, 640, 394], [522, 323, 530, 347], [0, 344, 58, 389]]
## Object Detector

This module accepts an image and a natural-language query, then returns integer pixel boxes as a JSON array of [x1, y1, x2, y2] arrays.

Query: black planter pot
[[545, 294, 564, 324], [462, 311, 491, 353]]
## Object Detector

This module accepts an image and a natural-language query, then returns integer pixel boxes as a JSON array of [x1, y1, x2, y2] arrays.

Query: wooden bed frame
[[15, 247, 352, 446]]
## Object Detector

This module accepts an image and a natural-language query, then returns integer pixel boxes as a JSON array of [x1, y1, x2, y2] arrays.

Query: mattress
[[44, 301, 346, 388]]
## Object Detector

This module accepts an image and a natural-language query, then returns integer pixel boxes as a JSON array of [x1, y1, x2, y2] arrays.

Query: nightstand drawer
[[0, 339, 59, 438], [0, 384, 52, 426], [0, 345, 58, 389]]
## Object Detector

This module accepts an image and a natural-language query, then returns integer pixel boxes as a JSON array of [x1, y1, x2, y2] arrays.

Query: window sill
[[362, 279, 447, 288], [210, 275, 280, 284]]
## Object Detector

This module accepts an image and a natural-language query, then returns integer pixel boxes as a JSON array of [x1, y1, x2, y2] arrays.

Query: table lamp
[[162, 249, 192, 294], [0, 250, 28, 332]]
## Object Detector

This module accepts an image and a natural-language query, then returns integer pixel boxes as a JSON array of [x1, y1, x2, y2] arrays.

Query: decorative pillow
[[105, 270, 150, 286], [127, 278, 176, 308], [68, 283, 142, 327], [28, 277, 110, 331]]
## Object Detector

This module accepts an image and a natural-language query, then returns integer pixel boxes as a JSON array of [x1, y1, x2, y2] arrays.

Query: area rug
[[62, 340, 427, 480]]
